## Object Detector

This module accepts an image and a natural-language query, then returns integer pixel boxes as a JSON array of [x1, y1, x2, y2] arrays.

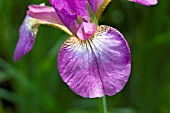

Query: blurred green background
[[0, 0, 170, 113]]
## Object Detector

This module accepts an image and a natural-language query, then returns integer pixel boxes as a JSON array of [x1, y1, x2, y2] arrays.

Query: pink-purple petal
[[76, 22, 96, 40], [65, 0, 98, 22], [58, 25, 131, 98], [88, 0, 103, 12], [49, 0, 78, 33], [49, 0, 104, 33], [14, 16, 38, 61], [27, 4, 63, 25], [66, 0, 90, 21], [129, 0, 158, 6]]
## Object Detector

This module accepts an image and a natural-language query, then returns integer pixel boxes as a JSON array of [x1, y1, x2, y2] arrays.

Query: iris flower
[[14, 0, 157, 98]]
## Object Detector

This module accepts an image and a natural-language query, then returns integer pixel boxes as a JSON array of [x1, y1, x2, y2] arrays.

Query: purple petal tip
[[129, 0, 158, 6], [14, 16, 38, 61]]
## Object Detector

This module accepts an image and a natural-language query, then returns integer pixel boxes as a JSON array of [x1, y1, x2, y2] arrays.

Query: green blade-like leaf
[[86, 1, 98, 26]]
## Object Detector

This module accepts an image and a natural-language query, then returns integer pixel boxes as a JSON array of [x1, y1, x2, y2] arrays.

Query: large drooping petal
[[49, 0, 78, 33], [129, 0, 158, 6], [14, 16, 71, 62], [14, 16, 39, 61], [58, 25, 131, 98], [14, 3, 73, 61], [14, 15, 70, 62]]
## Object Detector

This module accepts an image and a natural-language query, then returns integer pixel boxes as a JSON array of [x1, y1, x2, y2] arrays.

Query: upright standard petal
[[58, 25, 131, 98], [65, 0, 100, 21], [49, 0, 106, 33], [67, 0, 105, 14], [49, 0, 78, 33], [66, 0, 90, 21], [129, 0, 158, 6], [87, 0, 98, 12], [14, 16, 39, 61]]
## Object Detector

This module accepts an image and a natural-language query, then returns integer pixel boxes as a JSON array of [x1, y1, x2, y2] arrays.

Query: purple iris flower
[[14, 0, 157, 98]]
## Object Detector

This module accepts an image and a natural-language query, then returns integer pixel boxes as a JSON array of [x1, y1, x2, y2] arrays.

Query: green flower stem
[[99, 95, 108, 113], [86, 1, 98, 26]]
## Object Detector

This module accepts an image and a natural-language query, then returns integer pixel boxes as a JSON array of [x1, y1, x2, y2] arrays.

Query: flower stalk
[[99, 95, 108, 113]]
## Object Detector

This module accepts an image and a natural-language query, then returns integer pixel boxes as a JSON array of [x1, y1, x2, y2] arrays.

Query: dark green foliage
[[0, 0, 170, 113]]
